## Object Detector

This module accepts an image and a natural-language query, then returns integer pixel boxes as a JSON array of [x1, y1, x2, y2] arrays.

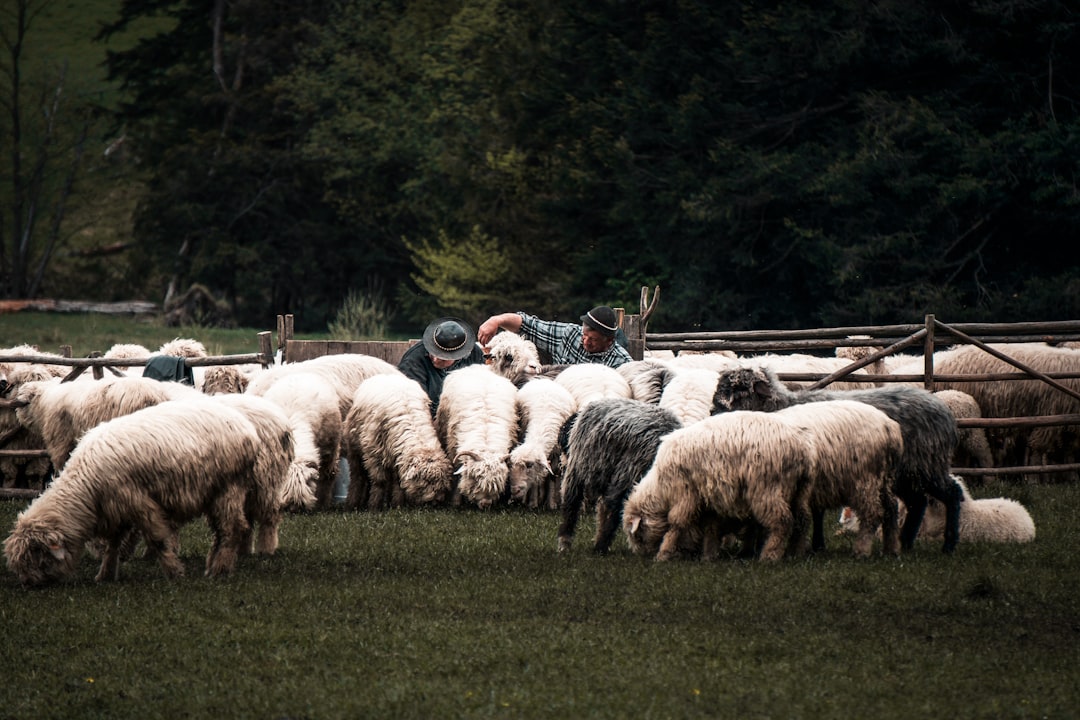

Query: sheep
[[933, 389, 995, 486], [554, 363, 632, 409], [3, 397, 268, 585], [343, 373, 453, 510], [11, 376, 201, 470], [0, 346, 70, 489], [102, 343, 152, 376], [509, 377, 577, 509], [893, 343, 1080, 482], [662, 352, 739, 372], [435, 365, 519, 509], [622, 411, 814, 562], [771, 400, 903, 558], [616, 359, 674, 404], [839, 476, 1035, 544], [658, 367, 720, 426], [257, 372, 342, 510], [246, 352, 403, 420], [154, 337, 208, 388], [485, 331, 542, 381], [201, 365, 250, 395], [208, 393, 313, 547], [558, 398, 682, 555], [711, 363, 963, 554]]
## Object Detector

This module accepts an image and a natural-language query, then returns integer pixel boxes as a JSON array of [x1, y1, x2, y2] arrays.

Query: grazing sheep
[[622, 411, 813, 562], [558, 398, 682, 555], [257, 372, 342, 510], [772, 400, 903, 558], [840, 476, 1035, 544], [554, 363, 632, 409], [658, 367, 720, 426], [3, 398, 266, 585], [343, 374, 453, 510], [616, 359, 674, 404], [894, 343, 1080, 482], [711, 363, 963, 554], [486, 331, 542, 381], [934, 389, 995, 486], [436, 365, 519, 509], [246, 353, 403, 420], [509, 377, 577, 509]]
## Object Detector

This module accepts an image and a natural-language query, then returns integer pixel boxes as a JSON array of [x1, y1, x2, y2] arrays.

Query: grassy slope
[[1, 481, 1078, 719]]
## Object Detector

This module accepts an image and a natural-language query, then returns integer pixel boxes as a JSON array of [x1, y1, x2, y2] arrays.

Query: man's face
[[581, 325, 613, 354], [430, 354, 455, 369]]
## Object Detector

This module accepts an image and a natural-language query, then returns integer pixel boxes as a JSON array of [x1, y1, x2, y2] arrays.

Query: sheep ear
[[627, 515, 641, 535], [48, 543, 67, 561]]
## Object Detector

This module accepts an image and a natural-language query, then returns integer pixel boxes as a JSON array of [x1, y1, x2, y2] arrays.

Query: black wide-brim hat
[[422, 317, 477, 361], [580, 305, 618, 338]]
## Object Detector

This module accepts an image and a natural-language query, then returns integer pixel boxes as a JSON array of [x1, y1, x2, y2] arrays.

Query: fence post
[[923, 313, 936, 392]]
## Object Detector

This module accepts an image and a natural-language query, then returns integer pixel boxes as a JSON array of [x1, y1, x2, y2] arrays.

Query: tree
[[0, 0, 97, 299]]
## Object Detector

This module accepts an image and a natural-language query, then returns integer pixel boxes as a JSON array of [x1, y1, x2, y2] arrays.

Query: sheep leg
[[810, 508, 827, 553], [898, 491, 928, 550], [879, 487, 900, 556], [205, 486, 249, 577], [593, 493, 627, 555], [755, 500, 793, 562], [253, 509, 281, 555], [656, 498, 696, 561], [131, 500, 185, 579], [929, 477, 963, 554], [344, 450, 372, 511], [94, 534, 126, 582], [556, 480, 585, 552]]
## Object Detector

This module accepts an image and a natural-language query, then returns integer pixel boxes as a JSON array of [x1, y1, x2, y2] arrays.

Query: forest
[[2, 0, 1079, 333]]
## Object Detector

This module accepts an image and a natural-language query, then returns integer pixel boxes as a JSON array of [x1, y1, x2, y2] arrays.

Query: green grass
[[2, 479, 1078, 719], [0, 311, 324, 358]]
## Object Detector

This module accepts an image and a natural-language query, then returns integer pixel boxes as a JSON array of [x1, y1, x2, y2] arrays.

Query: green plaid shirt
[[516, 312, 632, 367]]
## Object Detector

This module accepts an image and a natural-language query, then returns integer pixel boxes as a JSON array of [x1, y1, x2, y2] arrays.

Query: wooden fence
[[3, 294, 1080, 495]]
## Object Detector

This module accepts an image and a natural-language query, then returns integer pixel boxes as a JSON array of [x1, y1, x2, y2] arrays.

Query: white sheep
[[657, 367, 720, 425], [256, 371, 342, 510], [201, 365, 251, 395], [623, 411, 814, 562], [554, 363, 632, 409], [743, 352, 879, 391], [486, 331, 542, 382], [3, 397, 268, 585], [343, 373, 453, 510], [246, 352, 403, 420], [509, 377, 577, 509], [436, 364, 519, 509], [839, 476, 1034, 544], [0, 346, 70, 489]]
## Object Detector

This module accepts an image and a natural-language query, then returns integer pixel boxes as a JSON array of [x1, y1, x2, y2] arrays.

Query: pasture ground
[[1, 478, 1077, 719]]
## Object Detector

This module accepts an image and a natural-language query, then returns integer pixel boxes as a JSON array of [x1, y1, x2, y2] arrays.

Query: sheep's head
[[486, 334, 541, 380], [201, 366, 249, 395], [508, 446, 551, 503], [454, 451, 510, 509], [4, 521, 81, 587], [401, 450, 454, 505], [711, 365, 783, 413]]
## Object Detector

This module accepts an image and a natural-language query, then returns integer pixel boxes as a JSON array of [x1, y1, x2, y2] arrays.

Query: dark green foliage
[[2, 478, 1079, 718], [86, 0, 1080, 332]]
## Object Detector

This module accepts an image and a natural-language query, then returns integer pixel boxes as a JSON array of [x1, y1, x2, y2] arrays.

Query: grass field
[[2, 479, 1078, 720]]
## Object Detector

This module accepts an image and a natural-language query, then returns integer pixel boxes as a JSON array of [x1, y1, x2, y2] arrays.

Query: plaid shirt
[[517, 312, 632, 368]]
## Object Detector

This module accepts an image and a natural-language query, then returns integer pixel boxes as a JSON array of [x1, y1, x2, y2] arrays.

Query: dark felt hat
[[580, 305, 618, 337], [422, 317, 477, 361]]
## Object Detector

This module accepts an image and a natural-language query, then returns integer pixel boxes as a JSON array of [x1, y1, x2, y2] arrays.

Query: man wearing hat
[[477, 305, 632, 368], [398, 317, 486, 412]]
